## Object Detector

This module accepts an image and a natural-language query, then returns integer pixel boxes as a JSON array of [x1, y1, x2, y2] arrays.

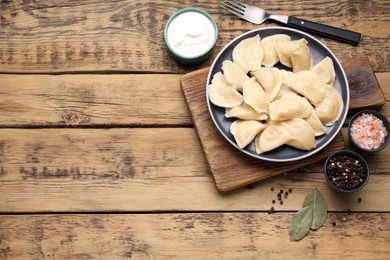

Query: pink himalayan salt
[[350, 113, 387, 150]]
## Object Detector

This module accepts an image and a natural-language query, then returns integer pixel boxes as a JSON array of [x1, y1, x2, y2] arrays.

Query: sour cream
[[166, 11, 216, 58]]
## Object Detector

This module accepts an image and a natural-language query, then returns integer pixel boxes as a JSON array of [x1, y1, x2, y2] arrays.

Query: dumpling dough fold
[[255, 122, 294, 154], [222, 60, 249, 92], [208, 72, 243, 108], [232, 34, 263, 73], [230, 119, 267, 149], [268, 92, 312, 121], [284, 70, 325, 106], [225, 102, 268, 121], [285, 118, 316, 150], [251, 67, 283, 102], [315, 84, 343, 125], [243, 77, 270, 113]]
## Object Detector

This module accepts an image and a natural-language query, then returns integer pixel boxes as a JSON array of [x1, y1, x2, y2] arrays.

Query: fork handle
[[287, 17, 361, 45]]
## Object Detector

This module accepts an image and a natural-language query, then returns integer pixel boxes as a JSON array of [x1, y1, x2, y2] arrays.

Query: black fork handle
[[287, 17, 361, 45]]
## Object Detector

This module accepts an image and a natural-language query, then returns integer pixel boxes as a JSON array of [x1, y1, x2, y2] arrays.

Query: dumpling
[[251, 67, 283, 101], [315, 84, 343, 125], [208, 72, 243, 108], [305, 106, 327, 136], [268, 92, 312, 121], [222, 60, 249, 92], [275, 38, 308, 68], [232, 34, 263, 73], [285, 118, 316, 150], [291, 44, 313, 72], [274, 84, 296, 100], [284, 70, 325, 106], [243, 77, 270, 113], [261, 34, 291, 67], [225, 102, 268, 121], [230, 119, 267, 149], [255, 122, 294, 154], [311, 56, 336, 86]]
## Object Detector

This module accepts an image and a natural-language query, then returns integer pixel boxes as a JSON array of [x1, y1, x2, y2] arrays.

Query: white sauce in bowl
[[167, 11, 216, 58]]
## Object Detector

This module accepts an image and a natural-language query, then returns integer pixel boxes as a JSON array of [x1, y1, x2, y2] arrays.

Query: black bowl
[[348, 110, 390, 153], [324, 150, 369, 192]]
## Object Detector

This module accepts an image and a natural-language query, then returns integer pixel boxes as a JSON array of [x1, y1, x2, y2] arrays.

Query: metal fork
[[220, 0, 361, 45]]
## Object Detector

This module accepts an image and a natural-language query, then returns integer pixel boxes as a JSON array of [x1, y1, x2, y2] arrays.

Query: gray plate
[[206, 27, 349, 162]]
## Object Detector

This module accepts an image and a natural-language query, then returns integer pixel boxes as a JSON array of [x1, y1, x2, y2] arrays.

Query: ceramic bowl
[[164, 7, 218, 65], [348, 109, 390, 153], [324, 150, 369, 192]]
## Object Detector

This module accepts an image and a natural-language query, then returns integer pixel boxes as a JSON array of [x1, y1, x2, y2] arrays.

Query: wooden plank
[[1, 128, 390, 213], [0, 71, 388, 127], [0, 0, 389, 73], [0, 213, 389, 259], [0, 74, 190, 126], [344, 55, 386, 110]]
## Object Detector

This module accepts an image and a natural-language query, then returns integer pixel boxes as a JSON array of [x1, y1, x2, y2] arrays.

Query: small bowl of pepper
[[324, 150, 369, 192], [348, 110, 390, 153]]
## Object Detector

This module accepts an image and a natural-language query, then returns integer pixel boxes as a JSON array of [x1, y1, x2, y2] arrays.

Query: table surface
[[0, 0, 389, 259]]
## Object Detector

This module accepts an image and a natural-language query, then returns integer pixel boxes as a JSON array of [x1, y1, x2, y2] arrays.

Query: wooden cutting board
[[181, 55, 385, 192]]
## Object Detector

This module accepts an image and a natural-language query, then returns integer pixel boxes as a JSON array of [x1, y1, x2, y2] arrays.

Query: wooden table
[[0, 0, 389, 259]]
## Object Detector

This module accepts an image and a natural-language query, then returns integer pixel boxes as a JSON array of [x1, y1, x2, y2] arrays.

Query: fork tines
[[220, 0, 246, 16]]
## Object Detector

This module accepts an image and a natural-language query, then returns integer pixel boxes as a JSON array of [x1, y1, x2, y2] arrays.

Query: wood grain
[[1, 128, 390, 213], [0, 71, 388, 127], [0, 213, 389, 259], [0, 74, 190, 126], [0, 0, 389, 73], [0, 2, 389, 258], [344, 55, 386, 110]]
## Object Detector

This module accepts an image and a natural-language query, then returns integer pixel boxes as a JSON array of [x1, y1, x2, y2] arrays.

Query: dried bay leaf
[[303, 188, 328, 230], [289, 206, 313, 241]]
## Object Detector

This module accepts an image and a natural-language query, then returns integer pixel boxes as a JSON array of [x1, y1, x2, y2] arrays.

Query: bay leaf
[[289, 205, 313, 241], [303, 188, 328, 230]]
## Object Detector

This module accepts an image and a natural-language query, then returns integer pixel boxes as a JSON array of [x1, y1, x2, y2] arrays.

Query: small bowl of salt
[[348, 110, 390, 153]]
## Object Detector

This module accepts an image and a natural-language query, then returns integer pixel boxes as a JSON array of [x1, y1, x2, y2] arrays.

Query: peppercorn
[[272, 200, 276, 204], [326, 155, 365, 190], [271, 187, 274, 191], [358, 198, 362, 203], [289, 188, 293, 193], [280, 200, 283, 205]]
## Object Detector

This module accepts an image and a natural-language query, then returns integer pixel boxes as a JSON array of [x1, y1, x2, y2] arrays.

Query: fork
[[220, 0, 361, 45]]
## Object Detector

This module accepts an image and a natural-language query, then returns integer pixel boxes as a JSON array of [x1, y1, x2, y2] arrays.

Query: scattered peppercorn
[[271, 206, 274, 211], [332, 221, 336, 227], [270, 187, 294, 208], [358, 198, 362, 203], [326, 155, 365, 190]]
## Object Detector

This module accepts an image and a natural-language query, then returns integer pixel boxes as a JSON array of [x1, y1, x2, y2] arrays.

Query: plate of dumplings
[[206, 27, 349, 162]]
